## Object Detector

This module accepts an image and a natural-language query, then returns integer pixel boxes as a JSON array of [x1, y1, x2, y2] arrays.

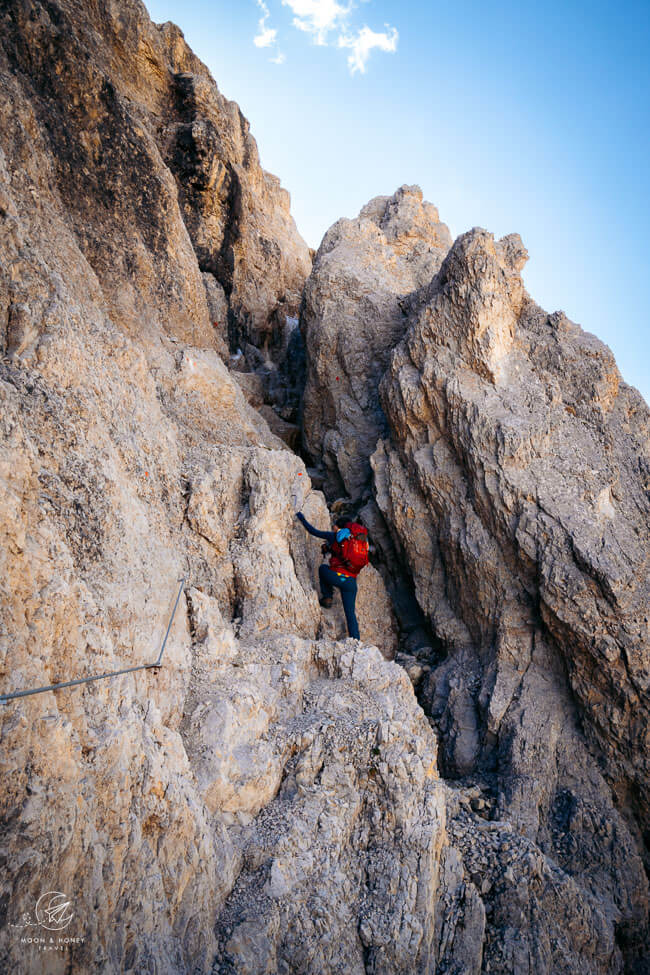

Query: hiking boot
[[319, 597, 333, 609]]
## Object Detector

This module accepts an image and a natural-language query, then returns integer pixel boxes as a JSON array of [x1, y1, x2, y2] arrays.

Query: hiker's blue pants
[[319, 564, 360, 640]]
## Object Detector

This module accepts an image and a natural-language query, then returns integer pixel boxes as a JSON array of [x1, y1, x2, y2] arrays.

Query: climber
[[295, 511, 369, 640]]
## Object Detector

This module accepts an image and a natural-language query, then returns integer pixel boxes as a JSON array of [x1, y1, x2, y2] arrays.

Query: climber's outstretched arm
[[296, 511, 336, 544]]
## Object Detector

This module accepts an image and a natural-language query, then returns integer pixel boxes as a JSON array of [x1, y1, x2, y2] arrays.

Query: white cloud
[[338, 24, 398, 74], [254, 0, 277, 48], [282, 0, 351, 45], [254, 1, 397, 73], [255, 25, 277, 47]]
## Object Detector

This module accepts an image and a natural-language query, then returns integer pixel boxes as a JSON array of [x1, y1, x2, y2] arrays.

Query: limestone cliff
[[302, 185, 452, 499], [0, 1, 399, 972], [304, 207, 650, 969], [1, 0, 649, 973], [0, 0, 310, 359]]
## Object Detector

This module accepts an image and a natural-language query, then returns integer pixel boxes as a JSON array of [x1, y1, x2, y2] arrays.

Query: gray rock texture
[[0, 2, 406, 972], [380, 229, 650, 968], [375, 228, 650, 828], [208, 638, 445, 975], [302, 203, 650, 970], [0, 0, 310, 357], [0, 0, 649, 972], [301, 185, 452, 500]]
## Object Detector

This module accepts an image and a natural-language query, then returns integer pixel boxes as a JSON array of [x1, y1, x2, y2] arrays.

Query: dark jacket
[[296, 513, 357, 577]]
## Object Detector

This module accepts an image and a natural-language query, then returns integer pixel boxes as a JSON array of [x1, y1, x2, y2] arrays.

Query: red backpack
[[341, 523, 369, 573]]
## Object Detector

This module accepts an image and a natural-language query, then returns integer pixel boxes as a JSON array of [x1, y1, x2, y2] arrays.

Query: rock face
[[1, 0, 649, 972], [0, 1, 393, 972], [0, 0, 310, 358], [306, 208, 650, 968], [207, 638, 445, 975], [166, 69, 311, 346], [376, 229, 650, 826], [301, 186, 452, 500]]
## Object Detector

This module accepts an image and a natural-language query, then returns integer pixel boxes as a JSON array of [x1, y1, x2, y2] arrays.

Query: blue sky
[[146, 0, 649, 402]]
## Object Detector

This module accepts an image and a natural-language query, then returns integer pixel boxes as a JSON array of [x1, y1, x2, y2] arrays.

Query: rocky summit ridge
[[0, 1, 648, 974]]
